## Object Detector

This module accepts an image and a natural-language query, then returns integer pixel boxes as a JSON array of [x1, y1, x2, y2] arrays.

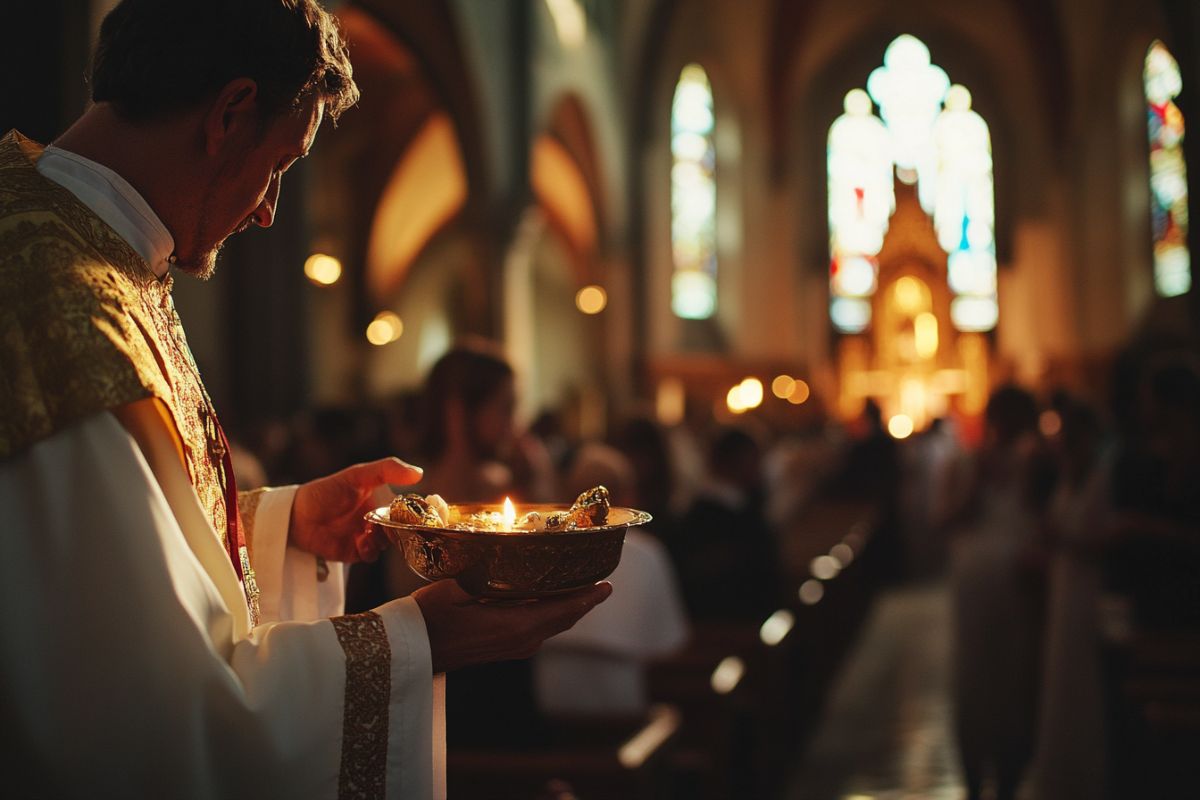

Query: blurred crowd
[[227, 332, 1200, 799]]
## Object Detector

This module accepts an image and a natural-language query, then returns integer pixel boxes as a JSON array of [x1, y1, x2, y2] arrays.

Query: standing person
[[0, 2, 609, 797], [947, 386, 1050, 800], [829, 399, 902, 583], [1030, 397, 1112, 800]]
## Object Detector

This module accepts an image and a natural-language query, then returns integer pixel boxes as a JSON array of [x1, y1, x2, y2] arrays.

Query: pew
[[640, 502, 879, 798], [447, 704, 681, 800], [1105, 628, 1200, 796], [647, 623, 760, 799]]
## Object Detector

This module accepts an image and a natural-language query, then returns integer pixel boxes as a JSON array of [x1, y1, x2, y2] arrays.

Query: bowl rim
[[366, 503, 652, 537]]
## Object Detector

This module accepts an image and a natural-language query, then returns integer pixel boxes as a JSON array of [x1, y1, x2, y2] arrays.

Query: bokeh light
[[726, 377, 764, 414], [304, 253, 342, 286], [887, 413, 915, 439], [810, 555, 841, 581], [788, 379, 811, 405], [576, 284, 607, 314], [1039, 409, 1062, 437], [366, 311, 403, 346], [759, 609, 796, 646], [798, 579, 825, 606]]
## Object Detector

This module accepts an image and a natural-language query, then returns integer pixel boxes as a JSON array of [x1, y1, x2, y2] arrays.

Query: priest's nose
[[253, 179, 281, 228]]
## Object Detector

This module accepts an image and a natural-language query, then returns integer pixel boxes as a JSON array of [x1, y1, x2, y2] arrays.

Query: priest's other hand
[[289, 457, 424, 563], [412, 579, 613, 673]]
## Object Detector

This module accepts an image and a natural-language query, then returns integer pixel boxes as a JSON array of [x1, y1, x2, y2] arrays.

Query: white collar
[[36, 145, 175, 278]]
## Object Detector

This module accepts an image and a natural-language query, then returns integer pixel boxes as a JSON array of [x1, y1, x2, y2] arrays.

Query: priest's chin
[[172, 246, 222, 281]]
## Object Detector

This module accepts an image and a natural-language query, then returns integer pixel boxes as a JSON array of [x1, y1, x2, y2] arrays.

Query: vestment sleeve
[[0, 411, 435, 799], [238, 485, 349, 623]]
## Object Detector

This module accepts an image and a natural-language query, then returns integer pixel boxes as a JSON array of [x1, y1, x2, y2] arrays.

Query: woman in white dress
[[1031, 398, 1112, 800], [948, 386, 1049, 800]]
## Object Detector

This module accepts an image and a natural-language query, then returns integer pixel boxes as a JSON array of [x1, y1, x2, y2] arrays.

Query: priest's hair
[[90, 0, 359, 125]]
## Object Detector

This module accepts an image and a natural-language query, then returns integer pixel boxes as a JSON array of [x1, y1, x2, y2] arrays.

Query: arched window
[[1145, 41, 1191, 297], [827, 88, 893, 333], [671, 64, 717, 320], [828, 35, 997, 333]]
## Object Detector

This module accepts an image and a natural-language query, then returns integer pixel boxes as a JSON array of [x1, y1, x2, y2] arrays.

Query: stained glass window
[[827, 88, 892, 332], [934, 85, 996, 332], [671, 64, 717, 319], [827, 35, 997, 333], [866, 35, 948, 208], [1145, 41, 1191, 297]]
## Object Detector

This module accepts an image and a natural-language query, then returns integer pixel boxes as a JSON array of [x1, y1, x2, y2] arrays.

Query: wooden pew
[[1105, 628, 1200, 796], [647, 622, 760, 799], [640, 505, 879, 798], [644, 608, 812, 797], [447, 704, 681, 800]]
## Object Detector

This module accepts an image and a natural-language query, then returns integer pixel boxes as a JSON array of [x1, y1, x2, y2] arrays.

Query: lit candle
[[502, 497, 516, 531]]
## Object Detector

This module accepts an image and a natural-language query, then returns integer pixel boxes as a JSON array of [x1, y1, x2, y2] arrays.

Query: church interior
[[7, 0, 1200, 797]]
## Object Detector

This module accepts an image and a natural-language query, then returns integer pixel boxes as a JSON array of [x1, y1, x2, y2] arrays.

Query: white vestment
[[0, 146, 444, 799]]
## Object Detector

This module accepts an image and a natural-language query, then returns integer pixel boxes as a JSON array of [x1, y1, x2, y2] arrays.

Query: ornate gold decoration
[[368, 503, 650, 598], [330, 611, 390, 800], [239, 545, 261, 628], [0, 130, 229, 548], [237, 487, 270, 562]]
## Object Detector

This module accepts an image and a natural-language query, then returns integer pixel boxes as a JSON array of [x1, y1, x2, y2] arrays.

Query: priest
[[0, 2, 610, 798]]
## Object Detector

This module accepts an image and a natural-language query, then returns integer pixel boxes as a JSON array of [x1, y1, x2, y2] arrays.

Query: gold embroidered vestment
[[0, 131, 231, 548]]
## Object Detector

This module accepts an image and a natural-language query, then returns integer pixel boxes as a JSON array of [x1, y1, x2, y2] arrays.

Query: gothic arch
[[532, 93, 608, 285], [352, 0, 489, 203], [313, 2, 492, 333]]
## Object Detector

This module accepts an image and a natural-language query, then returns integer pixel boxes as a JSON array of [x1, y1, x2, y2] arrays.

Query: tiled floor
[[787, 585, 965, 800]]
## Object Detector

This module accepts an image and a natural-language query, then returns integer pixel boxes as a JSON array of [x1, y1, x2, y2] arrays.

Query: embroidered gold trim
[[236, 487, 270, 563], [331, 612, 390, 800], [239, 546, 261, 628], [0, 131, 229, 547]]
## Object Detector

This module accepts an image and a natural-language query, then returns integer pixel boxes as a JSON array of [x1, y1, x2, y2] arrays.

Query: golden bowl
[[366, 504, 652, 598]]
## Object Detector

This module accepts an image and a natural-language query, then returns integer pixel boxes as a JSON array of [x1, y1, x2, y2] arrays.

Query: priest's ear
[[202, 78, 261, 158]]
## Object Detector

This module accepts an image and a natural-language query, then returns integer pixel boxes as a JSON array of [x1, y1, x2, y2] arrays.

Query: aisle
[[787, 584, 964, 800]]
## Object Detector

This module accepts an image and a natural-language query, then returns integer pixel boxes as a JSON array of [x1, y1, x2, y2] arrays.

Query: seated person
[[535, 443, 690, 717], [673, 426, 781, 621]]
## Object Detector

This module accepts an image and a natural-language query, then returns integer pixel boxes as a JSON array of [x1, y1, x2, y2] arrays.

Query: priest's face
[[180, 95, 324, 279]]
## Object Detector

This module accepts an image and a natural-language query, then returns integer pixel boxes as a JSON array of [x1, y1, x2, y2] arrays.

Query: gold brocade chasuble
[[0, 131, 259, 623]]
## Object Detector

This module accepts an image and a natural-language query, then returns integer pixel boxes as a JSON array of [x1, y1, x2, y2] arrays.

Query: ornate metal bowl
[[366, 504, 652, 598]]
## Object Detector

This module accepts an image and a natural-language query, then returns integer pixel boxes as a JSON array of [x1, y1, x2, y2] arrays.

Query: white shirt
[[535, 530, 689, 716]]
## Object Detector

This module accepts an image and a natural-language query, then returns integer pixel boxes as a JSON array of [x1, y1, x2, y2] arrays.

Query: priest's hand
[[289, 457, 424, 563], [412, 579, 613, 673]]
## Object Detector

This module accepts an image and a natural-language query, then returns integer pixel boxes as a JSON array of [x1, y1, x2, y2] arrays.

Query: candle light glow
[[502, 497, 516, 531]]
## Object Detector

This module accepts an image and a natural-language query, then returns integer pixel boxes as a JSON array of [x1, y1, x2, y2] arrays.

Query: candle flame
[[502, 497, 516, 530]]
